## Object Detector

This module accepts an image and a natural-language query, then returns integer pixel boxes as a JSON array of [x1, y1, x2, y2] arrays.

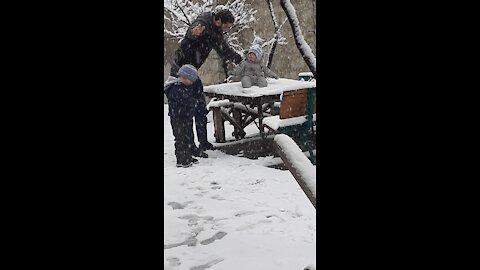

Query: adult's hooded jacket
[[172, 11, 243, 70]]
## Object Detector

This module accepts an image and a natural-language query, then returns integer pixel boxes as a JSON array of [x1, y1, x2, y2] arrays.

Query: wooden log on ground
[[272, 134, 316, 208]]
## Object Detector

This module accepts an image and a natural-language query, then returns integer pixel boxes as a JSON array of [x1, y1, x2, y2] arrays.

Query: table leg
[[232, 108, 244, 140], [220, 108, 246, 139], [212, 107, 225, 143], [257, 99, 265, 138]]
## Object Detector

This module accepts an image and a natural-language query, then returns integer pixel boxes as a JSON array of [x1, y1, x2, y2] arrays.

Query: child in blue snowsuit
[[164, 64, 202, 168]]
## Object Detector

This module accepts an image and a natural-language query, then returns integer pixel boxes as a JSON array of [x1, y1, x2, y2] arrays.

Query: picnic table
[[203, 78, 316, 143]]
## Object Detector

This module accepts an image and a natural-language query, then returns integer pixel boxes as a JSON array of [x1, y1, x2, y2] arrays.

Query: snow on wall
[[274, 134, 316, 197]]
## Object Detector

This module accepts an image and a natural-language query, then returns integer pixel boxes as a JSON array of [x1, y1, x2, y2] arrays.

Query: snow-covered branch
[[265, 0, 278, 68], [257, 35, 287, 50], [249, 1, 288, 69], [164, 0, 256, 53], [280, 0, 316, 77], [216, 3, 257, 55], [164, 0, 201, 40]]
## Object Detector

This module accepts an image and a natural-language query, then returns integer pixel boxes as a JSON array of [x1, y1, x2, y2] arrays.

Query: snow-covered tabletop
[[204, 78, 316, 98]]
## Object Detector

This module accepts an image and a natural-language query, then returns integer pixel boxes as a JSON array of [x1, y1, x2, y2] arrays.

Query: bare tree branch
[[266, 0, 278, 69], [174, 0, 191, 26], [280, 0, 316, 77]]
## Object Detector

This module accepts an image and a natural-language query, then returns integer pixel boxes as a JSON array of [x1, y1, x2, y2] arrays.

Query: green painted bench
[[263, 73, 316, 164]]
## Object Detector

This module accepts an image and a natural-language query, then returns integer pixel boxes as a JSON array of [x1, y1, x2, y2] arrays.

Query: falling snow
[[164, 105, 316, 270]]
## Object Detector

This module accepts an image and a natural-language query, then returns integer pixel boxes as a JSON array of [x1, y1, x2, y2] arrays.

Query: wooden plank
[[214, 135, 276, 158], [212, 108, 225, 143], [232, 108, 243, 140], [257, 99, 265, 137], [279, 89, 308, 119], [220, 108, 246, 139]]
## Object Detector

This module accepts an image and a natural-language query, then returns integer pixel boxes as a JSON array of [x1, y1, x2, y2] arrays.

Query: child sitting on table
[[228, 45, 278, 88], [164, 64, 202, 168]]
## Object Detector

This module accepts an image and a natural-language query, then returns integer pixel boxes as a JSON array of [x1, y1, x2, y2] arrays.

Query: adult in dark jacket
[[170, 9, 243, 157]]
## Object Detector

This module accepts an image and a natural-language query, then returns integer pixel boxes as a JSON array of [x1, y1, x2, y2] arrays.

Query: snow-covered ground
[[164, 105, 316, 270]]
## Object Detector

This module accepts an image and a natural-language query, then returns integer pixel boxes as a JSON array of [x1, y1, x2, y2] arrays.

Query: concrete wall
[[164, 0, 316, 103]]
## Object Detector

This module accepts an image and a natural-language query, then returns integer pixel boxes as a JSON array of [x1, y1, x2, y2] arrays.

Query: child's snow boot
[[176, 159, 193, 168]]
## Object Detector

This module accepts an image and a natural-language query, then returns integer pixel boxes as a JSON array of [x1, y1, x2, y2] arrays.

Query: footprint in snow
[[189, 258, 224, 270], [234, 210, 256, 217], [210, 182, 221, 190], [210, 194, 226, 200], [265, 214, 286, 222], [248, 178, 265, 185], [200, 231, 227, 245], [164, 236, 197, 249], [167, 202, 186, 210], [179, 214, 214, 227], [178, 214, 214, 222], [165, 257, 181, 269]]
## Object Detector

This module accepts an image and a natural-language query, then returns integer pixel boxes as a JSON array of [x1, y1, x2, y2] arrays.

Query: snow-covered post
[[280, 0, 316, 78], [273, 134, 316, 208]]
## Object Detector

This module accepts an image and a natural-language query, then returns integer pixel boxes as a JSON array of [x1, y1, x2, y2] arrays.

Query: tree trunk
[[266, 0, 278, 69], [280, 0, 316, 78]]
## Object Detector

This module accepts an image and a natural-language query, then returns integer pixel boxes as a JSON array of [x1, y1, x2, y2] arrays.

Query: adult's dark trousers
[[191, 102, 208, 149], [170, 117, 194, 163], [191, 77, 209, 148]]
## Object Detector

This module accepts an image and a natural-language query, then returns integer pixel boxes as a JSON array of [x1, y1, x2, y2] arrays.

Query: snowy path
[[164, 105, 316, 270]]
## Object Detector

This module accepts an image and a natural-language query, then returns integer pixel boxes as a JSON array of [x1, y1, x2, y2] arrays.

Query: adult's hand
[[192, 23, 205, 37], [233, 53, 243, 64]]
